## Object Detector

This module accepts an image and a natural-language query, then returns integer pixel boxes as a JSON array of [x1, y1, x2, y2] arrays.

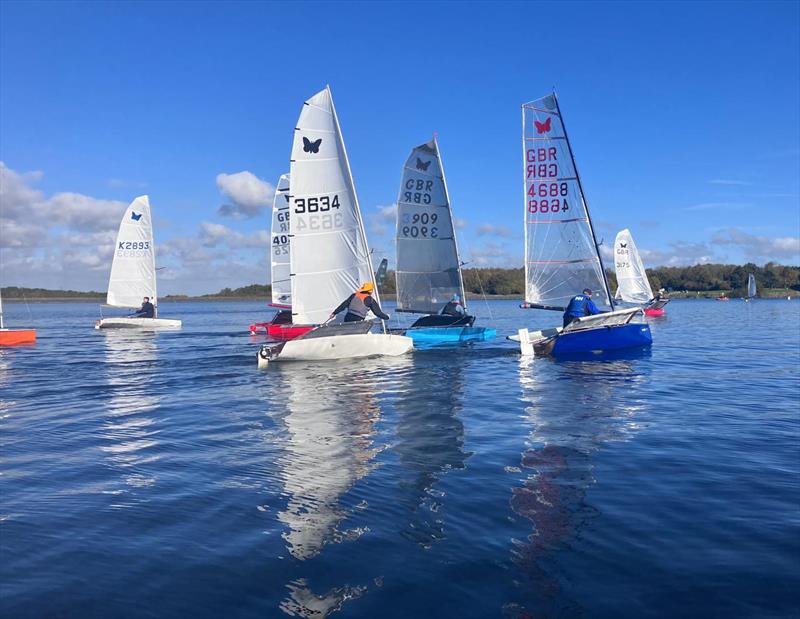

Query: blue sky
[[1, 0, 798, 294]]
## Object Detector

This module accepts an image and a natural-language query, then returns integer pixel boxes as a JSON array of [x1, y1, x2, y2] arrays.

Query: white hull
[[258, 333, 413, 367], [95, 317, 182, 330]]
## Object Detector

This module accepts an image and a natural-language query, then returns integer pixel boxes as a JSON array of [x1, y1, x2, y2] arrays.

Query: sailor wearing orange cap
[[330, 282, 390, 323]]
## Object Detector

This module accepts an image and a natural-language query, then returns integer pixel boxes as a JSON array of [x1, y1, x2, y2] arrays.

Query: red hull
[[0, 329, 37, 346], [644, 308, 666, 317], [249, 321, 314, 340]]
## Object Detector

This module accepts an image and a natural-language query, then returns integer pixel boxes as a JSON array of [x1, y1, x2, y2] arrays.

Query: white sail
[[747, 273, 757, 298], [271, 173, 292, 307], [613, 229, 653, 304], [288, 86, 377, 325], [107, 195, 157, 310], [522, 94, 611, 311], [395, 138, 464, 314]]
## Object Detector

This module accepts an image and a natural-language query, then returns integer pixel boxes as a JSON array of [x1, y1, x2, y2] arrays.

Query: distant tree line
[[5, 263, 798, 300]]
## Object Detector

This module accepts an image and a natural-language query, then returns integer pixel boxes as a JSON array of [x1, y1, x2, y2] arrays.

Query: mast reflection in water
[[509, 353, 650, 617]]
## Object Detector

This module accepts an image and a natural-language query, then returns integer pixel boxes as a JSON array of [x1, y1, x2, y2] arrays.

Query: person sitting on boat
[[563, 288, 600, 327], [132, 297, 155, 318], [330, 282, 390, 323], [441, 294, 465, 317]]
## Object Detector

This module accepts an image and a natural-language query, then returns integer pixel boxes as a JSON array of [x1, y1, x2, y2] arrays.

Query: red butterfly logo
[[534, 117, 552, 134]]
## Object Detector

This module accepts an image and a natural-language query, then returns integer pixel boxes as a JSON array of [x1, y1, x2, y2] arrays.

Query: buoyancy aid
[[347, 291, 370, 318]]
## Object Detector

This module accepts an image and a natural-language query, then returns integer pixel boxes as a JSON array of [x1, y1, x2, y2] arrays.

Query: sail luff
[[327, 85, 380, 307], [434, 136, 467, 309], [552, 92, 614, 310]]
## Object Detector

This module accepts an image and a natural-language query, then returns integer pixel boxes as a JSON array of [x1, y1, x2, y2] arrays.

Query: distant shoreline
[[4, 292, 798, 303]]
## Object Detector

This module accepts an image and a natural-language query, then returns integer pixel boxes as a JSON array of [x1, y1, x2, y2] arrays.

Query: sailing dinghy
[[394, 138, 495, 343], [745, 273, 757, 301], [257, 86, 412, 366], [249, 174, 315, 340], [510, 93, 651, 356], [613, 228, 669, 317], [95, 196, 181, 329], [0, 289, 36, 346]]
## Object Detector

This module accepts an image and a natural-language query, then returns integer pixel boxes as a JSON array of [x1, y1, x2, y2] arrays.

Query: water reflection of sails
[[510, 357, 648, 615], [395, 359, 468, 548], [101, 330, 161, 501], [274, 365, 383, 562]]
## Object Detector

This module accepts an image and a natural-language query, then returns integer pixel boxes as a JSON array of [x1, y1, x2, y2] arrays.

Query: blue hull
[[549, 323, 652, 356], [406, 326, 497, 344]]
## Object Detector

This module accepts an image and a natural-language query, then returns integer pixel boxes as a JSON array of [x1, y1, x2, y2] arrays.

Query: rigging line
[[462, 256, 494, 321]]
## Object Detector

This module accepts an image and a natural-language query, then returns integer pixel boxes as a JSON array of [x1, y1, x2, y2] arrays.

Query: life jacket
[[565, 295, 590, 316], [347, 291, 370, 318]]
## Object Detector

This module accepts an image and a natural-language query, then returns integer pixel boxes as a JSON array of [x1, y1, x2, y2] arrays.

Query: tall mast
[[327, 86, 385, 331], [434, 135, 467, 310], [552, 91, 615, 310]]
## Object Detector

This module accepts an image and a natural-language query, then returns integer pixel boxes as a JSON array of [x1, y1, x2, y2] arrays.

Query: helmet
[[451, 294, 461, 302], [582, 288, 592, 295], [359, 282, 374, 293]]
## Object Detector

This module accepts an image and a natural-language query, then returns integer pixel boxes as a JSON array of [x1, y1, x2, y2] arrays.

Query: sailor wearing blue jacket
[[563, 288, 600, 327]]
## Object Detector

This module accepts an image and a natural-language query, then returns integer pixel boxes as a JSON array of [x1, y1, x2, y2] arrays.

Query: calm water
[[1, 299, 798, 618]]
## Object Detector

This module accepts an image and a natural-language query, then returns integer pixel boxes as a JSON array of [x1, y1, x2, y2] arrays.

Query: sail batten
[[522, 93, 612, 311], [106, 195, 157, 310], [288, 87, 377, 325], [395, 138, 464, 315], [613, 229, 654, 304]]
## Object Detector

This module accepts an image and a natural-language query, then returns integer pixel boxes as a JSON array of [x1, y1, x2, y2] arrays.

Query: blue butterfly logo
[[131, 211, 142, 221]]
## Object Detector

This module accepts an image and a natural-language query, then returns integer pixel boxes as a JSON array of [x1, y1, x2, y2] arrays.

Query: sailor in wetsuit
[[563, 288, 600, 327], [133, 297, 155, 318], [330, 282, 390, 323], [441, 294, 465, 317]]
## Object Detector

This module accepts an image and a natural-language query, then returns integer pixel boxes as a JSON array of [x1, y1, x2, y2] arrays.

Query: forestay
[[523, 94, 611, 311], [289, 87, 377, 325], [614, 228, 653, 304], [107, 195, 157, 309], [271, 173, 292, 308], [395, 138, 464, 314]]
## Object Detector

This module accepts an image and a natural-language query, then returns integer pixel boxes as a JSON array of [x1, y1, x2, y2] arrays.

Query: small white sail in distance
[[107, 195, 158, 311], [288, 86, 377, 325], [747, 273, 757, 298], [613, 228, 653, 304], [271, 173, 292, 308]]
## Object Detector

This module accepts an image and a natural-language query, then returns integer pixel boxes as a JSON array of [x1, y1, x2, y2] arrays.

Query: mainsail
[[107, 195, 157, 310], [614, 228, 653, 304], [395, 138, 465, 314], [289, 86, 377, 325], [523, 93, 612, 311], [747, 273, 757, 298], [271, 173, 292, 308]]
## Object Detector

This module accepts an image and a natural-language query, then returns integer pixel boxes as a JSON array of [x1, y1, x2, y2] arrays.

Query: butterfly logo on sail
[[416, 157, 431, 171], [303, 137, 322, 153], [620, 242, 627, 248], [534, 117, 552, 134], [131, 211, 142, 221]]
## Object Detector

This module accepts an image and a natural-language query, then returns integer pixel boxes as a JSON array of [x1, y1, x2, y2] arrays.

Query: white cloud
[[216, 171, 275, 218], [710, 228, 800, 262], [708, 179, 752, 186], [476, 223, 512, 237], [368, 203, 397, 236], [683, 202, 750, 212], [454, 217, 466, 230], [467, 242, 521, 267]]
